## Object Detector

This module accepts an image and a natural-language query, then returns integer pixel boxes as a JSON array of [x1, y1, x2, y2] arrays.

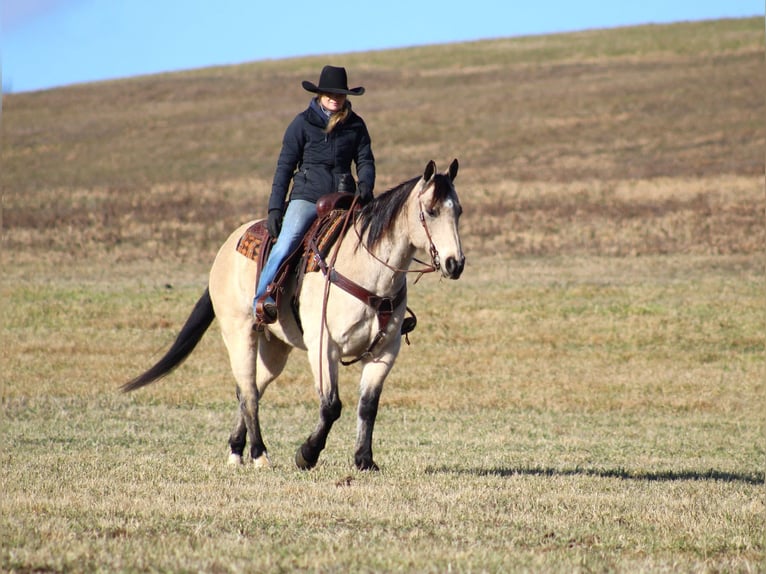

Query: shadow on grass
[[426, 465, 765, 485]]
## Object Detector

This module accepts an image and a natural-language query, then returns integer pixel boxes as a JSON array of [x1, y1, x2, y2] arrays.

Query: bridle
[[351, 185, 444, 283], [417, 197, 442, 275]]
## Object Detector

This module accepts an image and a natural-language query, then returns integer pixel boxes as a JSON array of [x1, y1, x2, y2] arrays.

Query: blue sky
[[2, 0, 762, 93]]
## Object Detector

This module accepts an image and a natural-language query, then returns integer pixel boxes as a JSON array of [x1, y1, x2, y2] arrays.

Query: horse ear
[[423, 160, 436, 183], [448, 158, 459, 181]]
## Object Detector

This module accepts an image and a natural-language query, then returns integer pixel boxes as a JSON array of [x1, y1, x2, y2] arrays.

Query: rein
[[316, 195, 359, 394]]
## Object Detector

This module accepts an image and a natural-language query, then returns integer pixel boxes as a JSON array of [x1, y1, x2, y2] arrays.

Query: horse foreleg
[[295, 391, 342, 470], [355, 345, 399, 471], [355, 390, 381, 471], [296, 350, 342, 470]]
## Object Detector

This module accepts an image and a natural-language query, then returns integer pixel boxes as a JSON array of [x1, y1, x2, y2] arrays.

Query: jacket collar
[[308, 98, 329, 128]]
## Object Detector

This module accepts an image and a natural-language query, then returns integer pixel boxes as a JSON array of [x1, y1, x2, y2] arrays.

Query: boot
[[254, 295, 278, 325]]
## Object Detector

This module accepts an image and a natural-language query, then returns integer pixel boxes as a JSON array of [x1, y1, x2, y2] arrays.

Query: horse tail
[[121, 288, 215, 393]]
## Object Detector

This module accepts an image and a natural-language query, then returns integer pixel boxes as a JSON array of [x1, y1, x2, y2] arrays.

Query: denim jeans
[[254, 199, 317, 301]]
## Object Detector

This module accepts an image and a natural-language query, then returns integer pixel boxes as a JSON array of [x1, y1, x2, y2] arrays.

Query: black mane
[[355, 173, 455, 250], [355, 176, 419, 250]]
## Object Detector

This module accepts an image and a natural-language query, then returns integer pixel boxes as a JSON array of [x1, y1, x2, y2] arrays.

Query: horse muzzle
[[444, 255, 465, 279]]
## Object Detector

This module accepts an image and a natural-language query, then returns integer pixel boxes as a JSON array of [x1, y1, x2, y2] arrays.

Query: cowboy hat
[[302, 65, 365, 96]]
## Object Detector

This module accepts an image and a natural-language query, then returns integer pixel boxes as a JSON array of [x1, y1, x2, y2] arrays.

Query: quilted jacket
[[268, 99, 375, 212]]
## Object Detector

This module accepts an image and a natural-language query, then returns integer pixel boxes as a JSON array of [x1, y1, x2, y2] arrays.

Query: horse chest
[[328, 298, 378, 347]]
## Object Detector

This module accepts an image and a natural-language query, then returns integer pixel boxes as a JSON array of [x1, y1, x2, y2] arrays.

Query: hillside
[[2, 17, 763, 261]]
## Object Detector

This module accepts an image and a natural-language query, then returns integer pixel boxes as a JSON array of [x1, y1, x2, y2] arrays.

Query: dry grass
[[2, 248, 763, 572], [1, 17, 764, 573], [1, 252, 763, 572]]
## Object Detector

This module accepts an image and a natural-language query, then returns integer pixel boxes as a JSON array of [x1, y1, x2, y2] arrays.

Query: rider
[[254, 65, 376, 324]]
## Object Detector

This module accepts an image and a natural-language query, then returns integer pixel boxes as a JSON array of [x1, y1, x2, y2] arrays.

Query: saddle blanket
[[235, 220, 269, 261], [235, 209, 350, 274]]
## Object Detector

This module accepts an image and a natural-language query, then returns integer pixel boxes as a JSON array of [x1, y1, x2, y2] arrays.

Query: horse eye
[[426, 207, 438, 218]]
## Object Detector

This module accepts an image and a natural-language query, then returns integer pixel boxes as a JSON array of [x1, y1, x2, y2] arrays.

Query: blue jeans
[[254, 199, 317, 302]]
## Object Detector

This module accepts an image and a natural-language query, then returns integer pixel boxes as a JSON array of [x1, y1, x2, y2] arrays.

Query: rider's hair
[[318, 95, 350, 134]]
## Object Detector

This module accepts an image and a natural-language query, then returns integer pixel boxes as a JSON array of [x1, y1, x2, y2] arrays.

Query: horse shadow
[[425, 465, 765, 485]]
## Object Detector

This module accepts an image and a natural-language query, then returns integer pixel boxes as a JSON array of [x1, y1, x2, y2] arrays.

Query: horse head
[[412, 159, 465, 279]]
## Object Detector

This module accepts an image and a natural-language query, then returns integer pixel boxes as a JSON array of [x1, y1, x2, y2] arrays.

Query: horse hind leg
[[223, 324, 291, 467], [232, 384, 270, 468], [228, 404, 247, 465]]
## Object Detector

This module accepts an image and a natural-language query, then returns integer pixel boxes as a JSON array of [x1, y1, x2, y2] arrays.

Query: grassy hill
[[2, 17, 763, 262]]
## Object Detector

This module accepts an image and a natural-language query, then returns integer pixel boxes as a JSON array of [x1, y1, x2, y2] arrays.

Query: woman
[[254, 65, 376, 324]]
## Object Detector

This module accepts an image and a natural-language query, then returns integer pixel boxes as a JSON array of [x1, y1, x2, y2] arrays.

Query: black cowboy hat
[[302, 65, 365, 96]]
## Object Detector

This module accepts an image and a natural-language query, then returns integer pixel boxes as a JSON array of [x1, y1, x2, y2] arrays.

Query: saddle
[[236, 193, 355, 304]]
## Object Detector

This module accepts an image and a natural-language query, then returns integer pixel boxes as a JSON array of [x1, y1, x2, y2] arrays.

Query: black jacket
[[268, 99, 375, 212]]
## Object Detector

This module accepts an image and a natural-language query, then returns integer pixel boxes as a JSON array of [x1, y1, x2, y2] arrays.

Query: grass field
[[2, 254, 763, 572], [2, 17, 765, 573]]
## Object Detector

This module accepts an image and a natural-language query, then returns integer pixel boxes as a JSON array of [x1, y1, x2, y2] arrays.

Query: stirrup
[[254, 296, 278, 325], [401, 306, 417, 336]]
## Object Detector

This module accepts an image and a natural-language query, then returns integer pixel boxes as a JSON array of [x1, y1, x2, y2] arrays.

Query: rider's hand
[[267, 209, 283, 238], [357, 182, 373, 205]]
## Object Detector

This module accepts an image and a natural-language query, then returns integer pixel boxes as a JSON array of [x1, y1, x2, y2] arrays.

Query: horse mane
[[355, 176, 418, 250], [355, 173, 454, 250]]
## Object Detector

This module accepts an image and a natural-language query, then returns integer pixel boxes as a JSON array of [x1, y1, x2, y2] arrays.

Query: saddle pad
[[236, 220, 269, 262]]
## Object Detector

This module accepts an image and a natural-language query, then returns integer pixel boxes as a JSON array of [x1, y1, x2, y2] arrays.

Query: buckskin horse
[[122, 159, 464, 471]]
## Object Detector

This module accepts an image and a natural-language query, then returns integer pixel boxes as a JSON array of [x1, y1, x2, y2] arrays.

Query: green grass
[[1, 254, 763, 572]]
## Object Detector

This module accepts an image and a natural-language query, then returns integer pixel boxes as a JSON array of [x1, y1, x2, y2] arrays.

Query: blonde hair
[[318, 95, 350, 134]]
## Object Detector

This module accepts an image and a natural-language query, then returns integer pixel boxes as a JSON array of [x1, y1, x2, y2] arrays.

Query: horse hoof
[[253, 452, 272, 469], [356, 459, 380, 472], [295, 447, 317, 470], [227, 453, 243, 466]]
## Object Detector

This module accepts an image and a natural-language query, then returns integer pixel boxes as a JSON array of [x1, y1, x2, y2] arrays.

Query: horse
[[122, 159, 464, 471]]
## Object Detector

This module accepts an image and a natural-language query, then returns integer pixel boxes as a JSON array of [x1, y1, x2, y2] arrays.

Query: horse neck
[[340, 214, 416, 295]]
